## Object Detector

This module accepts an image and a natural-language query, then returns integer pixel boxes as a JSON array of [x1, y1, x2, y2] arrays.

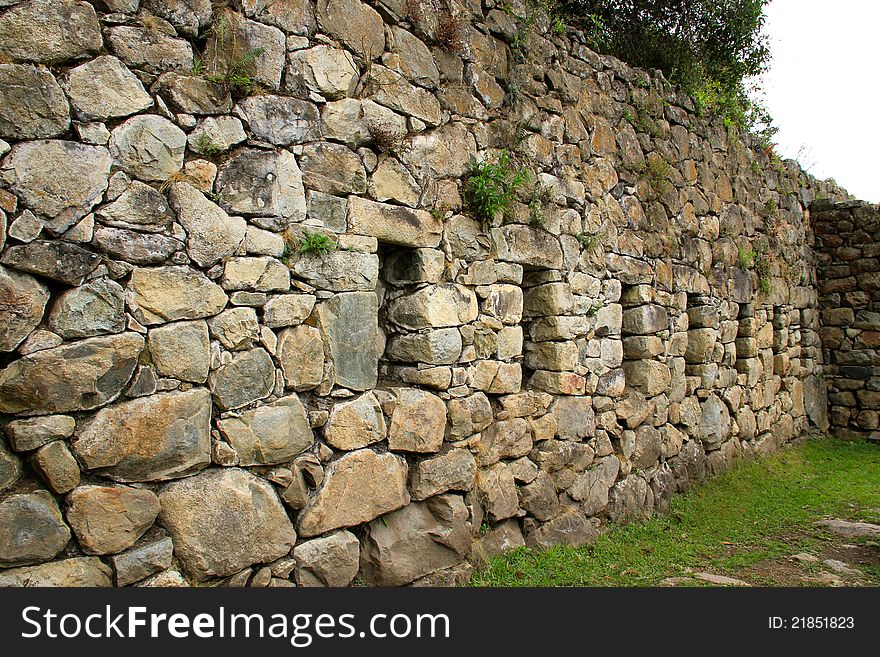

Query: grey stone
[[96, 181, 175, 233], [348, 196, 441, 248], [67, 56, 152, 121], [218, 394, 314, 466], [8, 210, 43, 243], [106, 26, 194, 75], [147, 320, 211, 383], [208, 347, 276, 410], [313, 292, 379, 391], [1, 140, 111, 219], [112, 537, 174, 586], [525, 508, 599, 549], [0, 332, 143, 415], [477, 462, 519, 522], [92, 226, 183, 264], [364, 65, 441, 125], [386, 328, 462, 365], [813, 519, 880, 539], [221, 257, 291, 292], [388, 388, 447, 453], [0, 0, 102, 64], [701, 394, 731, 448], [158, 467, 297, 580], [46, 278, 124, 340], [168, 182, 246, 267], [518, 471, 559, 521], [0, 265, 49, 351], [388, 26, 440, 88], [445, 392, 494, 440], [0, 437, 19, 492], [1, 240, 99, 285], [235, 95, 319, 145], [622, 304, 668, 335], [242, 0, 315, 35], [0, 557, 111, 587], [293, 530, 360, 587], [263, 294, 316, 328], [126, 266, 228, 326], [472, 520, 525, 566], [142, 0, 212, 37], [30, 440, 80, 493], [209, 307, 260, 350], [360, 494, 470, 586], [387, 284, 478, 330], [244, 226, 285, 257], [0, 63, 69, 138], [4, 415, 75, 451], [632, 425, 662, 469], [568, 455, 621, 515], [0, 490, 70, 567], [321, 98, 407, 148], [109, 115, 186, 182], [216, 149, 306, 229], [291, 250, 378, 292], [409, 448, 477, 501], [187, 116, 247, 155], [315, 0, 385, 61], [153, 72, 232, 114], [66, 485, 161, 555], [492, 225, 563, 269], [287, 45, 358, 100], [300, 142, 366, 195], [298, 449, 409, 537], [324, 392, 386, 450], [277, 325, 324, 391], [607, 475, 651, 524], [623, 359, 671, 396], [72, 388, 211, 482]]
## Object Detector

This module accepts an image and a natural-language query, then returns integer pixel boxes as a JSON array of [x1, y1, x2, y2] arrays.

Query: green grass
[[471, 438, 880, 587]]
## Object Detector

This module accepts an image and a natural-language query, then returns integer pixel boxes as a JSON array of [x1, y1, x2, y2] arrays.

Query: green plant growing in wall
[[529, 184, 555, 227], [298, 231, 336, 256], [466, 150, 530, 223], [637, 155, 672, 192], [577, 232, 602, 252], [196, 133, 222, 157], [201, 10, 265, 96], [737, 246, 756, 270], [586, 299, 605, 316]]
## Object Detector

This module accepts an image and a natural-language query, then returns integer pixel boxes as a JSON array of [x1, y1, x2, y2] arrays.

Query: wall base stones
[[0, 0, 858, 587]]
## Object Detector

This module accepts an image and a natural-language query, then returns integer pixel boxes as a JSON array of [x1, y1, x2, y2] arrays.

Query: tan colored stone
[[388, 388, 446, 453]]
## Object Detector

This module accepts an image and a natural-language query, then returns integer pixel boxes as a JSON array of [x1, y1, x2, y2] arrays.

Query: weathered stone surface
[[218, 395, 313, 466], [386, 328, 462, 365], [142, 0, 212, 37], [804, 374, 830, 432], [632, 425, 662, 469], [324, 392, 386, 450], [348, 196, 442, 248], [316, 0, 384, 60], [0, 64, 69, 139], [298, 449, 409, 537], [448, 392, 493, 439], [112, 537, 174, 586], [208, 348, 275, 410], [153, 72, 232, 114], [92, 226, 182, 265], [216, 149, 306, 228], [168, 182, 246, 267], [109, 115, 186, 181], [0, 490, 70, 566], [313, 292, 378, 391], [243, 0, 315, 35], [477, 462, 519, 522], [48, 278, 125, 339], [387, 284, 478, 330], [526, 507, 599, 549], [0, 437, 19, 492], [66, 485, 161, 555], [321, 98, 407, 148], [263, 294, 316, 328], [236, 95, 320, 145], [31, 440, 80, 493], [158, 467, 297, 580], [287, 45, 358, 100], [293, 531, 360, 587], [623, 359, 671, 396], [622, 304, 668, 334], [813, 519, 880, 539], [209, 307, 259, 350], [148, 320, 210, 383], [72, 389, 211, 482], [127, 266, 228, 325], [187, 116, 247, 154], [409, 448, 477, 501], [365, 65, 441, 125], [492, 225, 563, 269], [0, 0, 102, 64], [292, 250, 378, 292], [106, 26, 194, 75], [568, 455, 621, 515], [4, 415, 75, 452], [471, 360, 522, 394], [482, 284, 524, 325], [0, 557, 111, 587], [1, 240, 99, 286], [300, 141, 366, 195], [0, 332, 143, 415], [360, 494, 470, 586], [277, 325, 324, 390], [607, 475, 650, 524], [388, 26, 440, 88], [96, 181, 175, 233], [67, 56, 152, 121], [477, 418, 532, 466], [221, 257, 291, 292], [701, 394, 731, 448], [0, 265, 49, 351], [1, 140, 111, 219], [388, 388, 447, 453]]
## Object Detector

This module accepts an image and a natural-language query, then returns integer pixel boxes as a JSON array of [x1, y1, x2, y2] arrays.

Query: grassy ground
[[471, 437, 880, 587]]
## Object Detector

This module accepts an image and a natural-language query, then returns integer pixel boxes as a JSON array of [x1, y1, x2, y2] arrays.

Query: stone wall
[[815, 200, 880, 441], [0, 0, 855, 587]]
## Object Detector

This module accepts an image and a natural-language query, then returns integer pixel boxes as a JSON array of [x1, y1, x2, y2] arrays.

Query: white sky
[[760, 0, 880, 201]]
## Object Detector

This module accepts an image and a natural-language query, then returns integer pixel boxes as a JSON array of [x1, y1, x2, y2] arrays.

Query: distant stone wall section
[[814, 200, 880, 441], [0, 0, 855, 587]]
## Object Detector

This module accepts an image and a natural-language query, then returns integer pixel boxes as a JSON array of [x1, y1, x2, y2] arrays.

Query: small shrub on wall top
[[466, 150, 530, 223]]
